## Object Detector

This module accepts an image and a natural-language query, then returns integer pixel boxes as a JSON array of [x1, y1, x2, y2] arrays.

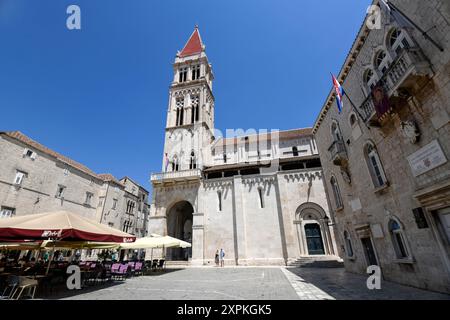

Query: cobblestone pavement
[[55, 267, 450, 300], [59, 267, 299, 300], [282, 267, 450, 300]]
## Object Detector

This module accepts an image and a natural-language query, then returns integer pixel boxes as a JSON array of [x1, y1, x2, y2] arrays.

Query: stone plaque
[[407, 140, 447, 177], [370, 224, 384, 239], [349, 198, 362, 212]]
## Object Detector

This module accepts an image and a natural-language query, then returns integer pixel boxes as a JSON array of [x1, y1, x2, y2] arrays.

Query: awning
[[0, 211, 136, 243]]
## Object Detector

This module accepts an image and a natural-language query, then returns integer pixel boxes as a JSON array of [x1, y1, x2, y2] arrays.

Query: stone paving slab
[[282, 267, 450, 300], [60, 268, 299, 300], [54, 267, 450, 300]]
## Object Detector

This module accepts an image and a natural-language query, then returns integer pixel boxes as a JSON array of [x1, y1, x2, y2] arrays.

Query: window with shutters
[[13, 170, 26, 185]]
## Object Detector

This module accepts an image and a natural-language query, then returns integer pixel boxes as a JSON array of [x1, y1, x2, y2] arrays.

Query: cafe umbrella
[[0, 210, 136, 274], [119, 234, 191, 262]]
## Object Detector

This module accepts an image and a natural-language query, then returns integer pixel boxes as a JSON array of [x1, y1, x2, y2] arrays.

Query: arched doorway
[[166, 201, 193, 261], [304, 223, 325, 255], [294, 202, 335, 256]]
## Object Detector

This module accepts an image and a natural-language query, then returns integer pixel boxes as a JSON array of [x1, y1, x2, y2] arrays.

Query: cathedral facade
[[149, 28, 337, 266]]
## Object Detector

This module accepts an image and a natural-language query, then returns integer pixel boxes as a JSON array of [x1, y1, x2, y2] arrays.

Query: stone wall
[[313, 0, 450, 293]]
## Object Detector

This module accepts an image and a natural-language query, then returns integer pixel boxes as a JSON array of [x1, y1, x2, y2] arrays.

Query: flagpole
[[387, 1, 444, 52]]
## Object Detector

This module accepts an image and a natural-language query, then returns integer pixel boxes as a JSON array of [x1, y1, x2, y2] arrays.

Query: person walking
[[219, 248, 225, 267], [214, 250, 219, 267]]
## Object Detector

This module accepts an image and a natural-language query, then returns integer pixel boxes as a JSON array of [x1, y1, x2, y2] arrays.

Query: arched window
[[191, 65, 200, 80], [330, 176, 343, 209], [175, 97, 184, 126], [189, 151, 197, 169], [190, 95, 199, 124], [364, 142, 387, 188], [374, 50, 390, 74], [387, 28, 412, 55], [349, 113, 357, 127], [364, 69, 374, 84], [344, 231, 354, 257], [331, 121, 342, 142], [374, 50, 386, 68], [217, 190, 222, 212], [292, 146, 299, 157], [173, 155, 179, 172], [388, 218, 409, 259], [363, 69, 377, 92], [223, 153, 227, 164], [178, 67, 187, 83], [257, 187, 264, 208]]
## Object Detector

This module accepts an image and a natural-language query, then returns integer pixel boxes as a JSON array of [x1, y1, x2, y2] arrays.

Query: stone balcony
[[328, 139, 348, 167], [358, 47, 433, 124], [151, 169, 202, 185]]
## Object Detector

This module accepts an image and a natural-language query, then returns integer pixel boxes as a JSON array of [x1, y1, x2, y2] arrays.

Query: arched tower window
[[179, 67, 187, 83], [292, 146, 299, 157], [173, 155, 179, 172], [364, 142, 387, 188], [191, 95, 199, 124], [176, 97, 184, 126], [191, 65, 201, 80], [189, 151, 197, 169]]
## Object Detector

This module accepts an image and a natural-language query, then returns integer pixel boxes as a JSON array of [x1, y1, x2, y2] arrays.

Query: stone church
[[149, 27, 337, 266]]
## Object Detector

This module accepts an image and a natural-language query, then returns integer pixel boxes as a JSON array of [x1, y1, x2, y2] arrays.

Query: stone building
[[0, 131, 149, 239], [313, 0, 450, 293], [149, 27, 337, 266]]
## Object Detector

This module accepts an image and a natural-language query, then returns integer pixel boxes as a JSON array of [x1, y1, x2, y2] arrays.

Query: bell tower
[[162, 26, 215, 172]]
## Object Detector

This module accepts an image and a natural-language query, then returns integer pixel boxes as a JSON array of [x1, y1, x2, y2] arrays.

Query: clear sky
[[0, 0, 372, 191]]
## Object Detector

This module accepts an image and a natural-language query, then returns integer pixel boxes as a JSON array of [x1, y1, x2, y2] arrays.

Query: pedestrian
[[214, 250, 219, 267], [219, 248, 225, 267]]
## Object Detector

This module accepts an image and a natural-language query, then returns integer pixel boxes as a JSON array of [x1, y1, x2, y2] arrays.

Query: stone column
[[191, 212, 205, 265]]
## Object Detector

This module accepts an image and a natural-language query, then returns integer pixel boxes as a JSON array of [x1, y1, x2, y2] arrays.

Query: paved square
[[52, 267, 450, 300], [282, 267, 450, 300], [59, 268, 299, 300]]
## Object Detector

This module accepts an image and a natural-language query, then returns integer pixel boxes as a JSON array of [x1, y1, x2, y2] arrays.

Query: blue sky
[[0, 0, 371, 190]]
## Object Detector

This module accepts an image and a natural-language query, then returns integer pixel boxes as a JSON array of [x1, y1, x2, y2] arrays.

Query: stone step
[[164, 260, 191, 267], [288, 255, 344, 268]]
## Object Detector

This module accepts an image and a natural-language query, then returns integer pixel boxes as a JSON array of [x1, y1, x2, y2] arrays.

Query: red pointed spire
[[179, 26, 203, 57]]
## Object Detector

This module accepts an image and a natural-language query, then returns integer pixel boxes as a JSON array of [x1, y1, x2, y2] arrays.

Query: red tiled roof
[[1, 131, 99, 179], [179, 27, 203, 57], [1, 131, 125, 186], [98, 174, 124, 186]]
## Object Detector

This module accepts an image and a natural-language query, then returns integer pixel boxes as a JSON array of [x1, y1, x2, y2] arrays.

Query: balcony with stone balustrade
[[358, 47, 433, 125], [150, 169, 202, 185]]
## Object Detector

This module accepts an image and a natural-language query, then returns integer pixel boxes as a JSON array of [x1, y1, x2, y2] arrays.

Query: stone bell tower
[[162, 26, 215, 173]]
